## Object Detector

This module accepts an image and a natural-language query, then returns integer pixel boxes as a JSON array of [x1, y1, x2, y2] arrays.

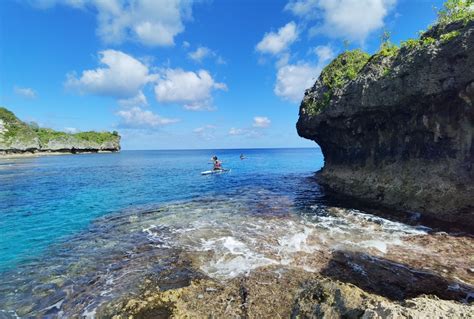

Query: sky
[[0, 0, 445, 150]]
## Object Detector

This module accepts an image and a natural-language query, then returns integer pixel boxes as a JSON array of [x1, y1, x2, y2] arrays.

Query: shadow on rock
[[320, 250, 474, 302]]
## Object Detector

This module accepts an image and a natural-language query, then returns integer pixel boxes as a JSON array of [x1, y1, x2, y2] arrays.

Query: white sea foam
[[137, 198, 429, 280]]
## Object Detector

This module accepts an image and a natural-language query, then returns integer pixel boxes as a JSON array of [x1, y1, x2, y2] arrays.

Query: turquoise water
[[4, 148, 464, 318], [0, 149, 323, 272]]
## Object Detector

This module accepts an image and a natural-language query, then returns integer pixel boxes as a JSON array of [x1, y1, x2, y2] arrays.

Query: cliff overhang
[[297, 20, 474, 225]]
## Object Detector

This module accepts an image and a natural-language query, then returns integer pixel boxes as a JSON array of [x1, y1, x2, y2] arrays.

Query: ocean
[[0, 149, 470, 317]]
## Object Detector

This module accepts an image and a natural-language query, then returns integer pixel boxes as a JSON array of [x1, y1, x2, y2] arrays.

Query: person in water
[[211, 155, 222, 170], [213, 159, 222, 170], [240, 153, 245, 160]]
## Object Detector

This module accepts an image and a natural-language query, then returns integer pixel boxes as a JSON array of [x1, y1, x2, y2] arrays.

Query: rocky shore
[[297, 20, 474, 225], [0, 107, 120, 156], [97, 267, 473, 319]]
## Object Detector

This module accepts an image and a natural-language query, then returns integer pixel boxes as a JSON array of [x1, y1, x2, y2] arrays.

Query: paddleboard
[[201, 169, 230, 175]]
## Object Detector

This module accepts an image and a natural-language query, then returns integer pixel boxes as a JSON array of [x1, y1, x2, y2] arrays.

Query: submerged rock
[[296, 20, 474, 225]]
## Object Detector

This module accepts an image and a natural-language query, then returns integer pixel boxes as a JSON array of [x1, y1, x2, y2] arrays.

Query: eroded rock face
[[297, 21, 474, 225]]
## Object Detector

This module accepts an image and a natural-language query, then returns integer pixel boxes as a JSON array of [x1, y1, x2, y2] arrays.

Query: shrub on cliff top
[[74, 131, 118, 144], [319, 50, 370, 91], [304, 50, 370, 116], [436, 0, 474, 27], [36, 128, 69, 144], [35, 129, 118, 145]]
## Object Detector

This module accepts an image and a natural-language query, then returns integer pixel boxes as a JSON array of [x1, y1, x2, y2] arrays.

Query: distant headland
[[0, 107, 120, 156]]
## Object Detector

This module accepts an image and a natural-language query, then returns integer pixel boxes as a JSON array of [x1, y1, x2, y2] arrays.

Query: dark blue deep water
[[0, 148, 323, 272]]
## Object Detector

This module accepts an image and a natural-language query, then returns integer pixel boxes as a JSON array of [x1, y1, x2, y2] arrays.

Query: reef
[[297, 19, 474, 225], [0, 107, 120, 155]]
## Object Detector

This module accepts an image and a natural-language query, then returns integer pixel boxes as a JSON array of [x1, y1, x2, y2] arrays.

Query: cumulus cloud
[[256, 22, 298, 55], [117, 106, 179, 128], [253, 116, 271, 128], [188, 46, 226, 64], [66, 50, 155, 98], [154, 69, 227, 111], [14, 86, 37, 99], [118, 91, 148, 107], [274, 63, 321, 102], [228, 127, 261, 138], [285, 0, 397, 43], [313, 45, 335, 64], [271, 44, 334, 102], [30, 0, 194, 46], [188, 46, 213, 62]]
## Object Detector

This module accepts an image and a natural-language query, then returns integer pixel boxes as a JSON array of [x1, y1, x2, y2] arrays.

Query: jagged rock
[[297, 20, 474, 225], [292, 278, 473, 319]]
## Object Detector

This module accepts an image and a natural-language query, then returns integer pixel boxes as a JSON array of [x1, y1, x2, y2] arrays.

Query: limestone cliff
[[297, 20, 474, 225], [0, 107, 120, 155]]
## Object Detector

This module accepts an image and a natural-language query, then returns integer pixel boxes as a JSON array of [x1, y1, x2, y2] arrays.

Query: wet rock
[[292, 279, 473, 319]]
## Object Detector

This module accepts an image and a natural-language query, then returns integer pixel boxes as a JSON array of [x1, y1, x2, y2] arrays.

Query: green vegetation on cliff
[[0, 106, 120, 152], [303, 0, 473, 116], [35, 127, 119, 145], [303, 50, 370, 115], [0, 107, 37, 144], [436, 0, 474, 27]]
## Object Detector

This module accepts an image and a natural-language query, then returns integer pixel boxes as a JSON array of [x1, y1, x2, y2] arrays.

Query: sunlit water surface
[[0, 149, 470, 317]]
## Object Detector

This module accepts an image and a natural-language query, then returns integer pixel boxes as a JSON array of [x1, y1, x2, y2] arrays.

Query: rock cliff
[[297, 20, 474, 225], [0, 107, 120, 155]]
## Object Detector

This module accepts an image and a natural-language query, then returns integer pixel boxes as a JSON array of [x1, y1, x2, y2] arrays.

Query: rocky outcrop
[[95, 267, 473, 319], [297, 20, 474, 225], [0, 107, 120, 155]]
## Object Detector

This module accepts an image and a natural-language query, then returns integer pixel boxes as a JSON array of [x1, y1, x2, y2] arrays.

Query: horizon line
[[120, 146, 320, 151]]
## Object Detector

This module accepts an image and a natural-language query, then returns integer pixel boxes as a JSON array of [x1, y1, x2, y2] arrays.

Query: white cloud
[[285, 0, 396, 43], [188, 46, 213, 62], [256, 22, 298, 55], [313, 45, 335, 64], [228, 128, 246, 136], [14, 86, 37, 99], [228, 127, 261, 138], [30, 0, 194, 46], [154, 69, 227, 111], [253, 116, 271, 128], [284, 0, 320, 19], [274, 63, 321, 102], [188, 46, 226, 64], [117, 106, 179, 128], [193, 124, 217, 140], [118, 91, 148, 107], [66, 50, 155, 98]]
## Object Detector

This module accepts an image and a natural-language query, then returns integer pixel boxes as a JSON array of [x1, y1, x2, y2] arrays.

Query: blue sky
[[0, 0, 444, 149]]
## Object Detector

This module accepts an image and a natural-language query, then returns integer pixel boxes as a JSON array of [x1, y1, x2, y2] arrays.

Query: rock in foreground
[[297, 21, 474, 225], [0, 107, 120, 155]]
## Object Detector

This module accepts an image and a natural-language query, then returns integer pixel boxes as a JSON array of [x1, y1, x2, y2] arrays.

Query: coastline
[[0, 150, 119, 159]]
